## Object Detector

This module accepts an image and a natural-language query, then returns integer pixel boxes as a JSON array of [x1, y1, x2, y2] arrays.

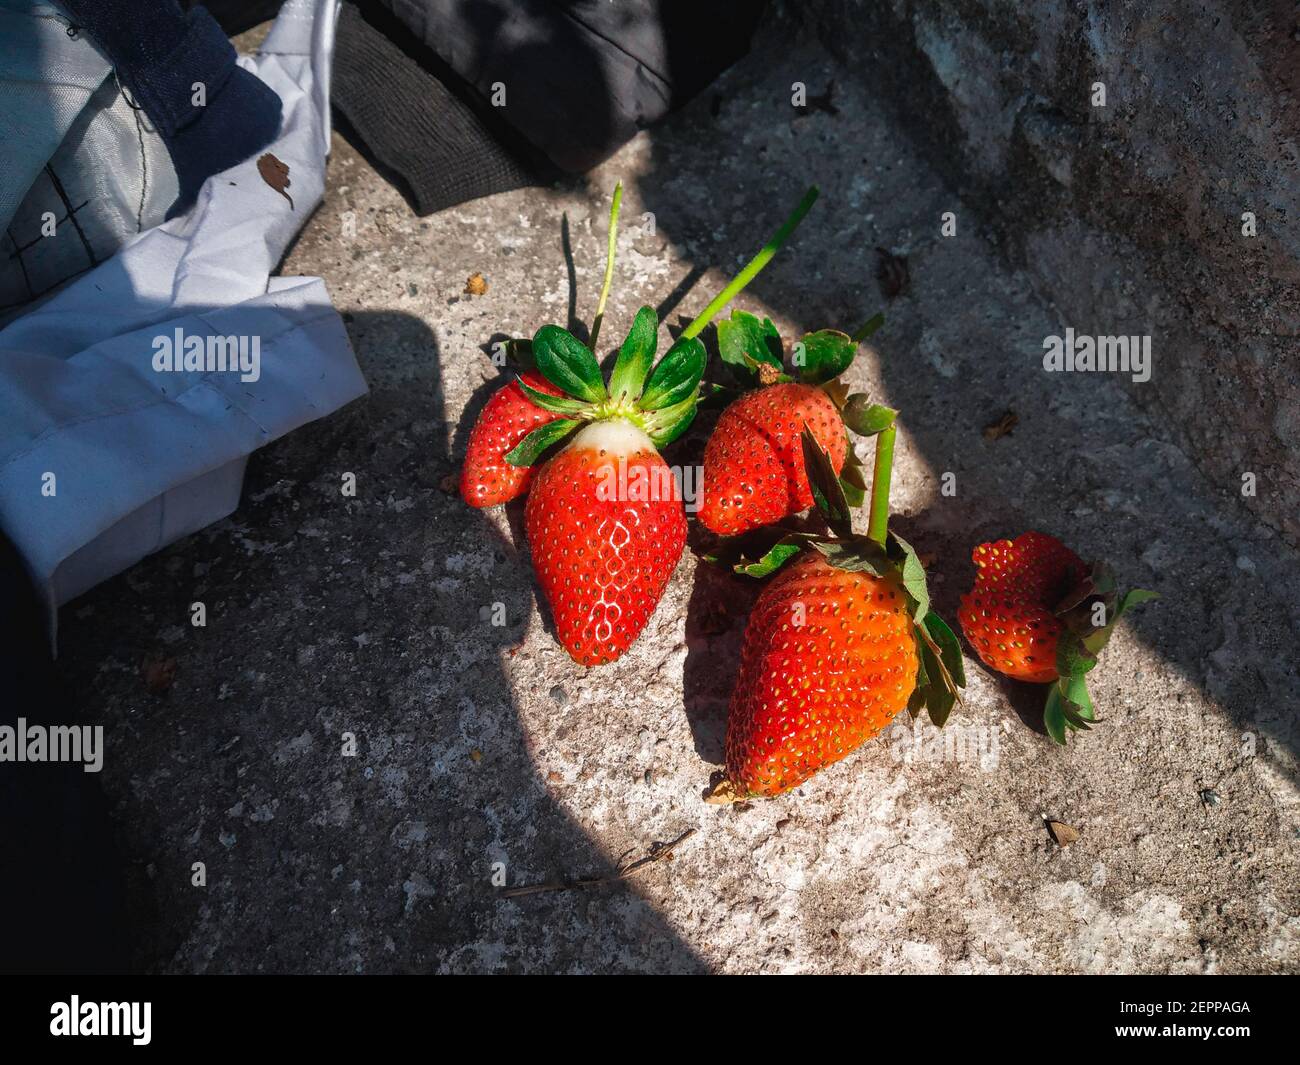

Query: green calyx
[[505, 314, 707, 462], [1042, 567, 1159, 745], [705, 425, 966, 728], [504, 183, 823, 468], [715, 309, 884, 391]]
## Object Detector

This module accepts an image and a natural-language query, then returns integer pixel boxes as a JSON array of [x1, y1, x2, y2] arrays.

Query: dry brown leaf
[[142, 654, 177, 695], [1047, 820, 1080, 847], [983, 410, 1019, 441], [256, 153, 293, 209]]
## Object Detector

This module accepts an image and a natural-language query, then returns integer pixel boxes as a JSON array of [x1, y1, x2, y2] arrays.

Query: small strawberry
[[699, 381, 847, 534], [958, 532, 1087, 684], [708, 415, 965, 801], [526, 420, 686, 665], [958, 531, 1157, 744], [459, 369, 565, 507], [495, 184, 821, 664], [697, 311, 886, 536]]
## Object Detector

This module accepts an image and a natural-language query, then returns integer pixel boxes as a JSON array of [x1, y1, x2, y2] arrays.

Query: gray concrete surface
[[58, 20, 1298, 973], [788, 0, 1300, 546]]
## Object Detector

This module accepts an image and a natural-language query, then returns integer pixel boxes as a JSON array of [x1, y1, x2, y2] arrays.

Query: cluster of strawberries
[[459, 187, 1155, 801]]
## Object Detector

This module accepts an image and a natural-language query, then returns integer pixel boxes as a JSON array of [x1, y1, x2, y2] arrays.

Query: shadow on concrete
[[50, 308, 706, 973]]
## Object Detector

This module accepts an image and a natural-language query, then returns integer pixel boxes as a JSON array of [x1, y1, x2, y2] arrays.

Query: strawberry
[[697, 310, 887, 537], [699, 382, 847, 535], [958, 532, 1087, 683], [958, 531, 1157, 744], [708, 418, 965, 801], [508, 309, 705, 666], [526, 420, 686, 665], [459, 369, 564, 507], [720, 551, 918, 796]]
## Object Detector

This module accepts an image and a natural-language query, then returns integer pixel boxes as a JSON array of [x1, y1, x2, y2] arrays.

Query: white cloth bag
[[0, 0, 367, 640]]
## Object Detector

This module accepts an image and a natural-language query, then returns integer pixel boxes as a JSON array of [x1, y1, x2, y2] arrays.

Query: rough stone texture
[[785, 0, 1300, 545], [55, 20, 1298, 973]]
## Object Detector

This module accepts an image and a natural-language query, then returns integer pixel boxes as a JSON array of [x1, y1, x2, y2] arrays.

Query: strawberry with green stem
[[958, 532, 1158, 744], [707, 411, 965, 800], [501, 184, 820, 664], [696, 307, 886, 536]]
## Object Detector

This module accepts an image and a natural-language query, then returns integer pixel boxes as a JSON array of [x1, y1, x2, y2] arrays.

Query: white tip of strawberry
[[567, 418, 656, 457]]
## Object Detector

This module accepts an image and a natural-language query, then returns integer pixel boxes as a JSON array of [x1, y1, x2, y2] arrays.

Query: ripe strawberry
[[699, 382, 848, 535], [958, 531, 1157, 744], [526, 421, 687, 665], [695, 308, 890, 537], [720, 551, 918, 796], [708, 422, 965, 801], [958, 532, 1087, 683], [460, 370, 564, 507]]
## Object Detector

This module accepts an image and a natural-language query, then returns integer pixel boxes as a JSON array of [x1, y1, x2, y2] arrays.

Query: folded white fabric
[[0, 0, 366, 642]]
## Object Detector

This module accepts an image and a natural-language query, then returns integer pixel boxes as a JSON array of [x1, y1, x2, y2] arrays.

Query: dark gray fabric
[[216, 0, 763, 215], [382, 0, 761, 173], [333, 2, 553, 215]]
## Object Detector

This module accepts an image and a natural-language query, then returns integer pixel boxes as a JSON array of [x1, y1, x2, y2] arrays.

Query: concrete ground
[[58, 26, 1298, 973]]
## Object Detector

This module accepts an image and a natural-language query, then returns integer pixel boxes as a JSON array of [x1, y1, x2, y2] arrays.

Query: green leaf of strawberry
[[1055, 628, 1099, 679], [887, 531, 930, 621], [924, 612, 967, 689], [717, 310, 782, 385], [842, 394, 898, 437], [532, 325, 607, 403], [838, 440, 868, 506], [1045, 675, 1097, 745], [608, 305, 659, 404], [1043, 685, 1069, 744], [810, 539, 889, 575], [800, 427, 855, 538], [734, 539, 806, 577], [642, 390, 700, 448], [793, 329, 856, 385], [502, 337, 534, 369], [504, 418, 582, 466], [517, 379, 593, 415], [640, 336, 706, 411]]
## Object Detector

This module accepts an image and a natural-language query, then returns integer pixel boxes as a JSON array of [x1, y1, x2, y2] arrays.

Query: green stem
[[681, 186, 819, 340], [851, 312, 884, 344], [866, 423, 896, 548], [588, 182, 623, 352]]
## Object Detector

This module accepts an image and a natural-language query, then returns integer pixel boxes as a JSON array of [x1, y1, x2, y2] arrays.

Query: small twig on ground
[[499, 828, 696, 899]]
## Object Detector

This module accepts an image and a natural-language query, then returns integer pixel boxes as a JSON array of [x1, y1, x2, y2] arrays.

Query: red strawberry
[[699, 382, 848, 535], [958, 532, 1087, 683], [459, 369, 565, 507], [708, 422, 964, 801], [958, 531, 1157, 744], [718, 551, 918, 797], [526, 420, 687, 666]]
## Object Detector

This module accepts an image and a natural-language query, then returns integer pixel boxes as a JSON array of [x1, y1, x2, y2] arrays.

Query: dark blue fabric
[[57, 0, 282, 216]]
